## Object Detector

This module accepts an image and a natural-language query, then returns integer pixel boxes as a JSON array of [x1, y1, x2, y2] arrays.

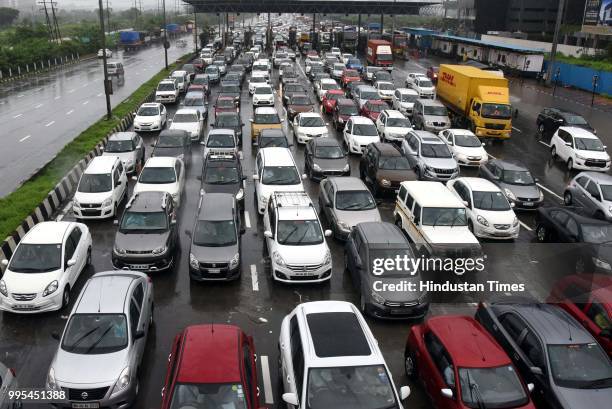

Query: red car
[[321, 89, 345, 114], [214, 95, 238, 115], [427, 66, 439, 84], [547, 274, 612, 356], [161, 325, 259, 409], [360, 99, 387, 121], [341, 69, 361, 88], [405, 315, 535, 409], [332, 98, 359, 130]]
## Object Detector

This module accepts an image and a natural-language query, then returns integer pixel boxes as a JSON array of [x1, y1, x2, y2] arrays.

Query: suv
[[360, 143, 417, 196], [402, 130, 459, 181], [537, 107, 595, 136], [155, 79, 179, 104], [188, 193, 243, 281], [112, 191, 178, 272], [103, 132, 145, 174], [200, 151, 244, 205], [412, 99, 450, 132], [106, 61, 124, 76], [565, 172, 612, 221], [202, 129, 238, 158], [151, 129, 192, 166], [250, 106, 283, 143], [278, 301, 411, 408], [263, 192, 332, 283], [376, 110, 412, 143], [550, 126, 610, 172], [392, 88, 419, 117]]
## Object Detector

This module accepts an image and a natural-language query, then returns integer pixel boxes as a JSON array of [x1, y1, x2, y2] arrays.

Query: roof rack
[[206, 149, 237, 159], [272, 191, 313, 208]]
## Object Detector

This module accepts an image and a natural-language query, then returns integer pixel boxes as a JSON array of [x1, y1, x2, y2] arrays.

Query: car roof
[[274, 192, 317, 220], [260, 147, 295, 166], [355, 222, 407, 247], [22, 221, 73, 244], [312, 137, 340, 147], [559, 126, 597, 138], [411, 130, 441, 142], [400, 181, 465, 207], [328, 176, 368, 191], [208, 128, 236, 137], [384, 110, 406, 118], [356, 85, 376, 92], [144, 156, 176, 167], [366, 99, 386, 105], [447, 128, 476, 136], [418, 98, 444, 106], [337, 98, 356, 106], [491, 159, 529, 171], [177, 324, 242, 384], [428, 316, 511, 368], [198, 193, 235, 221], [260, 128, 286, 137], [254, 107, 278, 114], [577, 171, 612, 184], [160, 129, 188, 137], [84, 155, 118, 174], [395, 88, 419, 95], [127, 191, 168, 212], [76, 272, 141, 314], [459, 177, 501, 192], [320, 78, 337, 83], [108, 132, 137, 141], [372, 142, 403, 156], [352, 116, 375, 124], [299, 112, 322, 118]]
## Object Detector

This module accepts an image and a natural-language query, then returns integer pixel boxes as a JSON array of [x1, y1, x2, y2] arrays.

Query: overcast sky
[[60, 0, 187, 11]]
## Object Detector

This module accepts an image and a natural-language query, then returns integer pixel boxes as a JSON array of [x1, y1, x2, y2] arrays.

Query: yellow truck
[[436, 65, 512, 139]]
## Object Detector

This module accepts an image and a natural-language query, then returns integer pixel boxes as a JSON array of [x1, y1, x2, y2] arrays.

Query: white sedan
[[169, 108, 204, 141], [439, 129, 489, 167], [134, 156, 185, 206], [0, 221, 92, 313], [405, 72, 427, 88], [374, 81, 395, 101], [293, 112, 329, 144], [133, 102, 167, 132], [343, 116, 380, 155]]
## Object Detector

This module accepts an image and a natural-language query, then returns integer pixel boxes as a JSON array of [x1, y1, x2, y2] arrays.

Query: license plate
[[13, 304, 35, 310], [207, 268, 220, 274], [391, 309, 407, 315], [522, 202, 534, 207], [394, 190, 400, 194], [72, 403, 99, 409], [130, 264, 149, 270], [294, 272, 312, 276]]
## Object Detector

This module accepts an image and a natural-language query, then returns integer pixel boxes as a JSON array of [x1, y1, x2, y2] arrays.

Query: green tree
[[0, 7, 19, 27]]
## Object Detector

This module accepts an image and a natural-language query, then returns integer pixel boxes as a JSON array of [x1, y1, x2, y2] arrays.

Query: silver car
[[565, 171, 612, 221], [0, 362, 18, 409], [402, 130, 459, 182], [318, 177, 381, 240], [412, 99, 451, 132], [46, 271, 153, 409]]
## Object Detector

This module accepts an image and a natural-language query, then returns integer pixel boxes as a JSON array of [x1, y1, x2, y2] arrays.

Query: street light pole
[[162, 0, 168, 69], [98, 0, 112, 120], [545, 0, 566, 86], [193, 6, 198, 54]]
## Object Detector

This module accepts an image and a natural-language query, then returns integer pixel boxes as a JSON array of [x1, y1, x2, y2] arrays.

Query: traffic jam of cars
[[0, 14, 611, 409]]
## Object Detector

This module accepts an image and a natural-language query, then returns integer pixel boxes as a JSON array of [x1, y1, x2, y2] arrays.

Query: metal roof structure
[[431, 34, 545, 55]]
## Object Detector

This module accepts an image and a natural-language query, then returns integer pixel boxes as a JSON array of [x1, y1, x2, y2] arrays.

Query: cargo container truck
[[366, 39, 393, 71]]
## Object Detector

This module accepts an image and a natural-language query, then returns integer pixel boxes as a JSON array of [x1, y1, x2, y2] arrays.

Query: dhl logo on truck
[[440, 72, 455, 86], [487, 91, 503, 95]]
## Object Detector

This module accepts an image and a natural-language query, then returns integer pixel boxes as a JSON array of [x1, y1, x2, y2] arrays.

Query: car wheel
[[61, 286, 70, 308], [536, 225, 547, 242], [405, 350, 418, 379], [575, 256, 586, 274], [564, 191, 572, 205], [567, 158, 573, 171], [538, 123, 545, 135], [551, 145, 557, 159], [86, 247, 92, 266]]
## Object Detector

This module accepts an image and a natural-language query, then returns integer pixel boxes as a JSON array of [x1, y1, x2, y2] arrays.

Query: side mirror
[[462, 200, 469, 208], [51, 331, 60, 341], [527, 383, 535, 393], [510, 202, 516, 208], [67, 259, 76, 267], [481, 142, 485, 146], [1, 259, 8, 267], [530, 366, 543, 376], [249, 118, 254, 122], [301, 173, 308, 180], [113, 219, 119, 226], [264, 230, 273, 238], [324, 229, 332, 237], [440, 388, 453, 399], [200, 141, 206, 145], [282, 393, 298, 406], [131, 176, 138, 181], [134, 329, 145, 340], [252, 174, 259, 181], [400, 385, 411, 400]]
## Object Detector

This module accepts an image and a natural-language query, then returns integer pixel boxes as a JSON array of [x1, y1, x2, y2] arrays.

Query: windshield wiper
[[582, 377, 612, 389], [467, 370, 487, 409], [65, 326, 101, 352], [85, 325, 114, 354]]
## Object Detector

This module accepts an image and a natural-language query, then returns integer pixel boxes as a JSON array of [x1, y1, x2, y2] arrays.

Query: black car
[[304, 137, 350, 181], [257, 128, 291, 148], [112, 191, 178, 272], [535, 206, 612, 274], [373, 70, 392, 83], [537, 108, 596, 136], [219, 84, 241, 105], [212, 112, 244, 144], [282, 83, 308, 105], [311, 72, 331, 83], [359, 143, 417, 196], [151, 129, 192, 167], [200, 151, 245, 207]]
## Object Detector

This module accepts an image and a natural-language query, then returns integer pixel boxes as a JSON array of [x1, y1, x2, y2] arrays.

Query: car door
[[68, 226, 85, 283], [584, 180, 603, 215], [376, 111, 386, 133], [516, 329, 548, 394], [161, 105, 167, 125], [422, 330, 458, 409], [323, 181, 336, 226], [129, 281, 148, 364], [282, 315, 304, 409], [572, 176, 591, 208], [242, 337, 258, 409], [63, 233, 77, 287], [556, 129, 570, 160], [161, 334, 182, 407]]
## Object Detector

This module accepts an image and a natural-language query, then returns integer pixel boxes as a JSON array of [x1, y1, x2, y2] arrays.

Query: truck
[[436, 65, 512, 139], [335, 26, 357, 53], [366, 39, 393, 71], [119, 30, 150, 52], [319, 31, 331, 51], [288, 27, 297, 48]]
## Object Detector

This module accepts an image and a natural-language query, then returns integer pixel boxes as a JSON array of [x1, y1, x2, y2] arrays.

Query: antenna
[[568, 321, 573, 342]]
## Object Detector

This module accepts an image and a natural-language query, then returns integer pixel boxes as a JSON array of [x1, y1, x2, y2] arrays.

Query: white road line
[[519, 221, 533, 232], [83, 100, 89, 105], [54, 96, 61, 100], [250, 264, 259, 291], [45, 121, 55, 127], [260, 355, 274, 404], [512, 126, 522, 133], [68, 89, 75, 93], [539, 140, 551, 148], [19, 135, 31, 142], [97, 92, 103, 97], [244, 211, 251, 229], [66, 109, 74, 115], [17, 94, 24, 98], [82, 83, 89, 87], [537, 183, 563, 201], [13, 113, 22, 119], [34, 103, 43, 109]]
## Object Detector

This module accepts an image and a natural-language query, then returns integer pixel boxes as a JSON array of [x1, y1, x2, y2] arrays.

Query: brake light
[[10, 368, 16, 376]]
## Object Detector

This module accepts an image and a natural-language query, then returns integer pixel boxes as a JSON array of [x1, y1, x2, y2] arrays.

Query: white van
[[73, 156, 127, 219]]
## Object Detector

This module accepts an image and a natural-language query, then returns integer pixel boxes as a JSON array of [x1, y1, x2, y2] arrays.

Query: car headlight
[[323, 250, 331, 265], [73, 200, 80, 208], [380, 178, 391, 187], [272, 251, 285, 266], [114, 246, 126, 255], [477, 215, 489, 227], [593, 257, 612, 271], [189, 253, 199, 269], [575, 154, 586, 160], [424, 165, 435, 175], [313, 163, 322, 171], [102, 197, 113, 207], [111, 367, 131, 395], [503, 188, 517, 201], [230, 253, 240, 267], [0, 280, 7, 297], [152, 246, 167, 255], [425, 121, 434, 126], [539, 190, 544, 201], [343, 164, 350, 172], [42, 280, 59, 297], [371, 291, 385, 305], [513, 217, 519, 227], [236, 188, 244, 201], [47, 367, 60, 391]]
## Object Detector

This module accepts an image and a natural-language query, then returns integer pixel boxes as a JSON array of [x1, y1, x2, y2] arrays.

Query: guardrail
[[0, 53, 97, 84]]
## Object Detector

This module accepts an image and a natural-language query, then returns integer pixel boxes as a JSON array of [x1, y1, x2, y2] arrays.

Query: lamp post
[[98, 0, 112, 120], [162, 0, 168, 69], [591, 74, 599, 106]]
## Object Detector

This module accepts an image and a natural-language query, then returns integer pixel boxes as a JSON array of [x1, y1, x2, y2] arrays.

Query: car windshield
[[286, 85, 305, 93], [158, 83, 175, 91], [422, 207, 467, 226], [171, 76, 184, 84], [472, 191, 511, 211], [582, 224, 612, 244], [601, 185, 612, 201], [315, 146, 344, 159], [255, 87, 272, 95], [548, 344, 612, 389], [501, 170, 535, 185], [9, 243, 61, 272], [401, 94, 418, 102], [62, 314, 128, 354], [260, 136, 288, 148], [120, 211, 167, 232], [192, 76, 208, 85], [262, 166, 301, 185], [335, 190, 376, 211], [137, 106, 159, 116], [454, 134, 482, 147], [291, 96, 311, 105], [481, 103, 512, 119], [416, 79, 433, 88], [458, 366, 528, 409], [251, 77, 266, 83], [379, 156, 411, 170], [204, 165, 240, 184], [423, 105, 448, 116], [322, 82, 339, 90], [375, 71, 392, 80], [207, 134, 235, 148], [217, 116, 240, 127], [339, 105, 359, 116], [344, 70, 359, 76], [277, 219, 323, 245], [139, 167, 176, 184], [205, 67, 219, 74], [306, 365, 397, 409], [574, 137, 605, 151], [378, 82, 394, 90], [565, 114, 588, 125], [193, 220, 237, 247], [157, 134, 186, 147], [255, 113, 280, 124], [169, 384, 247, 409], [172, 113, 198, 123], [106, 140, 134, 153], [222, 85, 240, 94], [217, 99, 235, 108], [300, 117, 325, 127], [366, 103, 385, 113], [184, 97, 204, 106], [421, 143, 452, 158], [78, 174, 111, 193], [387, 118, 410, 128], [360, 91, 379, 100], [353, 123, 378, 136]]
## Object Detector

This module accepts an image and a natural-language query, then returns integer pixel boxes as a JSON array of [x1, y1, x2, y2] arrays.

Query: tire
[[536, 224, 547, 242], [538, 123, 545, 135], [551, 145, 557, 159], [567, 158, 573, 171], [563, 191, 572, 206], [404, 350, 418, 379], [61, 286, 70, 309], [86, 247, 92, 266]]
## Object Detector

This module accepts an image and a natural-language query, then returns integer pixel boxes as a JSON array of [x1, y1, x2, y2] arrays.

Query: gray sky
[[59, 0, 186, 11]]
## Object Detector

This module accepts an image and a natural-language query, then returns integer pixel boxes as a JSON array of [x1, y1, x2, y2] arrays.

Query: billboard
[[582, 0, 612, 35]]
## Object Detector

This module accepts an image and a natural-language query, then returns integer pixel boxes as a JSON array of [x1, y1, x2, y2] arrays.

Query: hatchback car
[[134, 157, 185, 206], [103, 132, 145, 174], [250, 106, 283, 143], [257, 128, 291, 148], [168, 108, 204, 142], [564, 172, 612, 221], [211, 111, 243, 144], [293, 112, 329, 144], [321, 89, 345, 115], [374, 80, 395, 101], [341, 68, 361, 87], [151, 129, 192, 166], [392, 88, 419, 117], [360, 142, 416, 196], [343, 116, 380, 155], [133, 102, 167, 132], [376, 109, 412, 143], [282, 83, 308, 106], [332, 98, 359, 130], [440, 129, 488, 167], [304, 138, 350, 181], [315, 78, 341, 101], [286, 93, 315, 121], [252, 84, 275, 107], [402, 130, 459, 181], [360, 99, 387, 122], [214, 95, 239, 115], [200, 151, 244, 205], [181, 91, 208, 120], [479, 159, 543, 209]]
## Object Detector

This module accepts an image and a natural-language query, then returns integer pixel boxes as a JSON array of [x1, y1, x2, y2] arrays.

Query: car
[[200, 151, 244, 205], [372, 70, 393, 83], [565, 172, 612, 221], [168, 108, 204, 142], [106, 61, 124, 76], [321, 89, 345, 115], [402, 130, 459, 181], [213, 60, 227, 75], [228, 64, 246, 82], [134, 156, 185, 206], [537, 108, 596, 136], [535, 206, 612, 273], [405, 72, 428, 88], [405, 315, 535, 409], [392, 88, 419, 116], [331, 62, 345, 79], [360, 99, 387, 122], [214, 95, 239, 115], [304, 137, 349, 181], [202, 129, 238, 158], [257, 128, 290, 148], [447, 177, 519, 240], [412, 99, 451, 132], [191, 58, 205, 72], [46, 270, 153, 408], [479, 159, 543, 209], [346, 58, 364, 73], [253, 147, 306, 214], [182, 64, 197, 81], [346, 80, 366, 100], [354, 85, 380, 109], [221, 75, 241, 89], [286, 93, 315, 121], [250, 106, 283, 143], [73, 155, 128, 220], [426, 66, 439, 83], [374, 80, 395, 101], [376, 109, 412, 143], [181, 90, 208, 119], [319, 177, 381, 239], [476, 301, 612, 409], [252, 83, 275, 107], [211, 111, 243, 144], [170, 70, 189, 93], [292, 112, 329, 144], [341, 53, 353, 64], [340, 68, 361, 88], [0, 221, 91, 313], [323, 56, 339, 72], [188, 193, 243, 281], [310, 71, 331, 83], [248, 71, 269, 94], [315, 78, 341, 102], [151, 129, 192, 166], [278, 61, 294, 78], [0, 361, 18, 408], [364, 66, 382, 82], [360, 143, 417, 196], [439, 129, 488, 167], [263, 192, 332, 283], [278, 301, 411, 408], [332, 98, 359, 130], [219, 83, 241, 105], [97, 48, 112, 58], [103, 132, 145, 174], [204, 65, 220, 83], [343, 116, 380, 155], [550, 127, 610, 172], [410, 76, 435, 98], [282, 82, 307, 105], [329, 47, 341, 57], [155, 79, 179, 104]]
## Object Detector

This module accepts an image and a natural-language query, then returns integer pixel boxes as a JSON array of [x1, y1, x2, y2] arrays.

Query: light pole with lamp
[[162, 0, 168, 69], [98, 0, 112, 120]]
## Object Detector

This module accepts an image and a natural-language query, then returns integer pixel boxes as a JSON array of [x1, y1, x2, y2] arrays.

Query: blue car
[[346, 58, 363, 73]]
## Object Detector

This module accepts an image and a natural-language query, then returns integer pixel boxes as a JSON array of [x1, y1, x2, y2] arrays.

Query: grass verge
[[0, 52, 193, 241]]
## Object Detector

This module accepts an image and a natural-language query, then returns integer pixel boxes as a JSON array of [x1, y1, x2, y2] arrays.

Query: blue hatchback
[[346, 58, 364, 73]]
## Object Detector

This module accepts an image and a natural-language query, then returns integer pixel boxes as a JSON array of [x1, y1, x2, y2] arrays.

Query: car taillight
[[147, 276, 153, 283], [10, 368, 16, 376]]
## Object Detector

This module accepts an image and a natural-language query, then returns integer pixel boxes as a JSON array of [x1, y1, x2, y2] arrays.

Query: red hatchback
[[360, 99, 387, 121], [214, 95, 239, 115], [161, 325, 259, 409], [321, 89, 345, 114], [405, 315, 535, 409], [341, 69, 361, 88]]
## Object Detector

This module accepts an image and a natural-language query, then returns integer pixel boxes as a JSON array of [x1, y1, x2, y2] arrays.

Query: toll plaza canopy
[[183, 0, 439, 14]]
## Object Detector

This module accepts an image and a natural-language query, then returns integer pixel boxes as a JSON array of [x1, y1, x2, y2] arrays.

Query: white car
[[103, 132, 145, 174], [392, 88, 419, 116], [329, 47, 341, 58], [0, 221, 92, 313], [97, 48, 112, 58], [293, 112, 329, 144], [341, 53, 353, 64], [133, 102, 167, 132], [201, 52, 214, 65], [439, 129, 489, 167], [405, 72, 428, 88], [550, 126, 610, 171], [343, 116, 380, 155], [73, 156, 127, 220], [411, 77, 435, 99], [376, 109, 412, 143], [331, 62, 345, 79], [253, 147, 306, 214], [134, 156, 185, 206], [263, 192, 332, 283], [155, 79, 179, 104], [252, 84, 275, 107], [447, 177, 520, 240], [169, 108, 204, 141], [170, 70, 189, 93], [374, 80, 395, 101], [315, 78, 340, 101]]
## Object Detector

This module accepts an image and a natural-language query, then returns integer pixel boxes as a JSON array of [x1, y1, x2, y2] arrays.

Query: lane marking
[[19, 135, 31, 142], [34, 103, 43, 109], [45, 120, 55, 127], [68, 89, 75, 93], [13, 113, 22, 119], [66, 109, 74, 115], [97, 92, 103, 97], [260, 355, 274, 404], [539, 140, 551, 148], [250, 264, 259, 291], [83, 100, 89, 105], [519, 220, 533, 232], [537, 183, 563, 201], [17, 94, 24, 98], [244, 211, 251, 229], [512, 126, 522, 133], [54, 96, 61, 100]]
